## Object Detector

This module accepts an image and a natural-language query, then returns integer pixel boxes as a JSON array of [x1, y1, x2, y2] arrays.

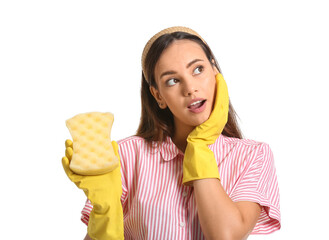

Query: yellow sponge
[[66, 112, 119, 175]]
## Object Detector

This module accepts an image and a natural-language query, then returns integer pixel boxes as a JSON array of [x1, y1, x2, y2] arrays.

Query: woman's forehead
[[156, 40, 207, 67]]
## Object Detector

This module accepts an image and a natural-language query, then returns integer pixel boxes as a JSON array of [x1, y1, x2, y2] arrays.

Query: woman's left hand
[[182, 73, 229, 185]]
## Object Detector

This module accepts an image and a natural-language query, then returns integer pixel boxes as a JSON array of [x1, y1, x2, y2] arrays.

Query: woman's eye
[[193, 66, 204, 75], [166, 78, 178, 86]]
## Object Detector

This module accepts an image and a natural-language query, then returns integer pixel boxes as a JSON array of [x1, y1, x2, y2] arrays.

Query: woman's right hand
[[63, 139, 73, 165], [62, 139, 124, 239]]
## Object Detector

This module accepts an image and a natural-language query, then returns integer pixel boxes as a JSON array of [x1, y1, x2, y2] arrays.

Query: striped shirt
[[81, 134, 281, 239]]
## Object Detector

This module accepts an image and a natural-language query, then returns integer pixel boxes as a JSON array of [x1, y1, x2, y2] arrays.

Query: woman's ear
[[149, 86, 167, 109]]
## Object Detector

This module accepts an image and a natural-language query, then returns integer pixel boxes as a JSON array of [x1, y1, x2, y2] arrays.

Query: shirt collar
[[159, 134, 226, 161], [159, 136, 183, 161]]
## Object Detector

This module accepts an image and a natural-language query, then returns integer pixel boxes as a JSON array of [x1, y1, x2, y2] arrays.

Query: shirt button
[[182, 191, 188, 197], [180, 222, 185, 227]]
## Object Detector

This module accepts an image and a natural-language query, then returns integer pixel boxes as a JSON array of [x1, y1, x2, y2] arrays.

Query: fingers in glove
[[62, 156, 74, 177], [65, 147, 73, 160], [65, 139, 73, 148]]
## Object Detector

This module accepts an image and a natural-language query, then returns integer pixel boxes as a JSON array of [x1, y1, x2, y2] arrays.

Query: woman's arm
[[193, 178, 261, 240]]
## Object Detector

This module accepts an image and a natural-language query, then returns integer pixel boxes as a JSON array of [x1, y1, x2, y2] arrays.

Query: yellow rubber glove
[[182, 73, 229, 185], [62, 139, 124, 240]]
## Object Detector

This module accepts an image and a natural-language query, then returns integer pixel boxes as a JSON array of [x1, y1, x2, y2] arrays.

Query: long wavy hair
[[136, 31, 243, 142]]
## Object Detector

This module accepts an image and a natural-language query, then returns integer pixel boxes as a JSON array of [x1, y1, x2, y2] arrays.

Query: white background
[[1, 0, 328, 239]]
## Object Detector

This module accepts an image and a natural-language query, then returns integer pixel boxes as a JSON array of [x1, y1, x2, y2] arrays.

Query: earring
[[158, 102, 166, 109]]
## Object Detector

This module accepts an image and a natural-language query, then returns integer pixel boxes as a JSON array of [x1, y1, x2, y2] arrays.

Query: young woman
[[63, 26, 281, 239]]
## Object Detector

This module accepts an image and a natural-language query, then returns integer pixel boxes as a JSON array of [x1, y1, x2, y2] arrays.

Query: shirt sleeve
[[81, 199, 92, 226], [230, 143, 281, 234]]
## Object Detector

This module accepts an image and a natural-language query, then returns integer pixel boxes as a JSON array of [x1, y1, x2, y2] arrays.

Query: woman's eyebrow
[[160, 59, 204, 79], [160, 70, 176, 79], [186, 59, 203, 68]]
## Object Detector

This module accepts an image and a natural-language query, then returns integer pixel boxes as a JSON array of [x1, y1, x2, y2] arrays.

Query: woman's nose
[[182, 78, 198, 96]]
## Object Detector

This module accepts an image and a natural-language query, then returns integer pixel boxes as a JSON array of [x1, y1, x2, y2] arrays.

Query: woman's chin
[[191, 114, 211, 127]]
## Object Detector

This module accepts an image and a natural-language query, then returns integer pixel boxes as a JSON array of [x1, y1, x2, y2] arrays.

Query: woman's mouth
[[188, 99, 207, 113]]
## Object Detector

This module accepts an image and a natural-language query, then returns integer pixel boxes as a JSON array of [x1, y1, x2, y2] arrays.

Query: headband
[[141, 26, 207, 84]]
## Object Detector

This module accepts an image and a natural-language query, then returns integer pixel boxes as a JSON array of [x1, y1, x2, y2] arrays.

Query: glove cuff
[[182, 143, 220, 186], [87, 198, 124, 240]]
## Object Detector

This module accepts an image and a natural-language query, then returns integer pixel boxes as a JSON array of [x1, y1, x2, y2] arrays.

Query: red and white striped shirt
[[81, 134, 281, 239]]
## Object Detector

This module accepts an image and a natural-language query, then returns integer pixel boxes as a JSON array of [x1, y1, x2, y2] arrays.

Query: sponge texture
[[66, 112, 119, 175]]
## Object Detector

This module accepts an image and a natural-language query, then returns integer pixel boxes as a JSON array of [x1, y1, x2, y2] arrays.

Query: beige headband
[[141, 26, 207, 84]]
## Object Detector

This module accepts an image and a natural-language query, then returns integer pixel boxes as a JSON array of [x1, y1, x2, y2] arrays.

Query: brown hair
[[136, 31, 243, 142]]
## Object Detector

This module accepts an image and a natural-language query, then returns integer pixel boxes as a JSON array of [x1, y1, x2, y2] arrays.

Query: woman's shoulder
[[221, 134, 265, 147], [218, 134, 274, 166], [219, 135, 273, 153], [117, 135, 146, 145], [116, 135, 157, 154], [217, 134, 273, 161]]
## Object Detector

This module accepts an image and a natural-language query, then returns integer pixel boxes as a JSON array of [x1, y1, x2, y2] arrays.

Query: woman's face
[[151, 39, 219, 134]]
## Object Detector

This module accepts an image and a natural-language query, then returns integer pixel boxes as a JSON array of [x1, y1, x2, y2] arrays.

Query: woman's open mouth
[[188, 99, 207, 113]]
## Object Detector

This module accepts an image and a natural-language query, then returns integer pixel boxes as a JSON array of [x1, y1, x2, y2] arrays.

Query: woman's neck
[[172, 120, 194, 152], [172, 135, 187, 152]]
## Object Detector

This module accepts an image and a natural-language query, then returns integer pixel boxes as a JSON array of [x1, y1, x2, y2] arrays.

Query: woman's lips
[[188, 98, 207, 113]]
